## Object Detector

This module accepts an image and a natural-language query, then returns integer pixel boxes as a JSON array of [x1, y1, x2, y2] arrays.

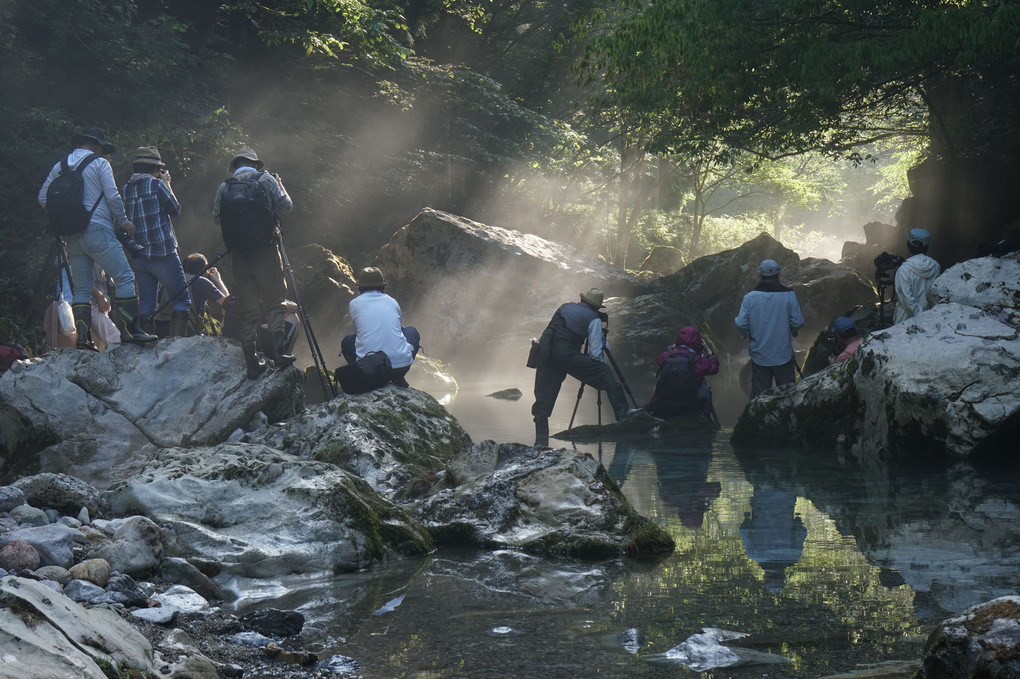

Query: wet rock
[[9, 504, 48, 527], [0, 575, 161, 677], [618, 628, 646, 654], [919, 596, 1020, 679], [1, 523, 79, 568], [154, 584, 209, 615], [63, 578, 106, 603], [241, 608, 305, 637], [417, 442, 675, 557], [11, 472, 104, 518], [486, 388, 522, 400], [319, 653, 362, 677], [252, 387, 471, 501], [33, 565, 71, 585], [68, 558, 110, 587], [104, 444, 433, 578], [0, 485, 25, 512], [0, 337, 304, 490], [230, 631, 274, 647], [0, 538, 41, 571], [158, 557, 222, 602], [131, 606, 178, 625], [375, 208, 651, 359], [93, 515, 164, 577], [733, 301, 1020, 458]]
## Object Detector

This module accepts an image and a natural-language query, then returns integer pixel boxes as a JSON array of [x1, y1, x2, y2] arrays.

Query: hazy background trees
[[1, 0, 1016, 348]]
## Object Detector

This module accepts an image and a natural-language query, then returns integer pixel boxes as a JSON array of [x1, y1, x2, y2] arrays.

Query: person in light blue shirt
[[734, 259, 804, 397]]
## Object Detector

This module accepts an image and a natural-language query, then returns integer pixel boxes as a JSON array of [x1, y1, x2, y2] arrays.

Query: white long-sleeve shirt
[[38, 148, 130, 230]]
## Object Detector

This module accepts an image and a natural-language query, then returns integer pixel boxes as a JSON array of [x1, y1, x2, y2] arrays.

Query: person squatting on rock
[[38, 126, 157, 349], [183, 252, 230, 335], [893, 228, 941, 325], [120, 146, 191, 337], [338, 266, 421, 392], [531, 287, 641, 447], [735, 259, 804, 398], [827, 316, 861, 365], [212, 147, 294, 379], [647, 326, 719, 420]]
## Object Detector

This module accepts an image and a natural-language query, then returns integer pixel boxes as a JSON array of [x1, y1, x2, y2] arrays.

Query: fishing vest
[[548, 302, 599, 352]]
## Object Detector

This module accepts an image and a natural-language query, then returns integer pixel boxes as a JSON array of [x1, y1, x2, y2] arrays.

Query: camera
[[115, 229, 145, 258], [874, 251, 905, 273]]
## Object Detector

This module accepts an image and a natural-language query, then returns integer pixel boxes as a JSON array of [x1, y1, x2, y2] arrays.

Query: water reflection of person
[[739, 487, 808, 592], [616, 437, 721, 530]]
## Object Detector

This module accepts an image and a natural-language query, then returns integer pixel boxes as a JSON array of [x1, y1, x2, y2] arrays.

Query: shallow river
[[232, 377, 1020, 678]]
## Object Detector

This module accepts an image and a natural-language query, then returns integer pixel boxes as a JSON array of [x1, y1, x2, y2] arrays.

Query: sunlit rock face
[[733, 298, 1020, 459], [251, 386, 472, 501], [415, 441, 675, 557], [290, 242, 358, 331], [607, 233, 875, 379], [918, 596, 1020, 679], [374, 208, 651, 358], [104, 444, 433, 578], [0, 337, 304, 490], [929, 252, 1020, 326]]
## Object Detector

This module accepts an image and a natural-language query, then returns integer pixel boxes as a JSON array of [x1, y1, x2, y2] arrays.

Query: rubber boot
[[170, 310, 189, 338], [112, 297, 158, 344], [72, 303, 99, 351], [271, 329, 296, 368], [534, 417, 549, 447], [242, 342, 268, 380]]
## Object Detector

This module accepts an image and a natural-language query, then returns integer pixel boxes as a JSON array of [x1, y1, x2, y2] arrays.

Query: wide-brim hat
[[229, 147, 264, 171], [132, 146, 165, 167], [71, 126, 115, 154], [580, 287, 606, 309], [357, 266, 387, 288]]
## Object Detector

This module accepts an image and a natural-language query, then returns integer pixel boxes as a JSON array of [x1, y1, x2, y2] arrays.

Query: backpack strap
[[69, 153, 104, 219]]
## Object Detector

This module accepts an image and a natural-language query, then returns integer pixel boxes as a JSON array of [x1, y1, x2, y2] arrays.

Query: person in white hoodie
[[893, 228, 941, 324]]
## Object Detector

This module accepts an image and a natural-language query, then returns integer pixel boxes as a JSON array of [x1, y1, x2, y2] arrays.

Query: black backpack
[[45, 153, 102, 235], [218, 172, 278, 255], [654, 352, 699, 403]]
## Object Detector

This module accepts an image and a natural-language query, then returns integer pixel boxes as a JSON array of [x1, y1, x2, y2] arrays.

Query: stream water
[[230, 377, 1020, 678]]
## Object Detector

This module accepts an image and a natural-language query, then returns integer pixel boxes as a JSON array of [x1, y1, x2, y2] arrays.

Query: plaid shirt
[[121, 175, 181, 259]]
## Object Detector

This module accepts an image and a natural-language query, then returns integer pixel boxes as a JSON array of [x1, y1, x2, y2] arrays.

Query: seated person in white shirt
[[340, 267, 420, 388]]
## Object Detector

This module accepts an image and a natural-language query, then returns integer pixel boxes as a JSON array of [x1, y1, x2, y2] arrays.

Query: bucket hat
[[357, 267, 387, 288], [580, 288, 606, 309], [71, 126, 115, 155], [759, 259, 780, 277], [908, 228, 931, 247], [132, 146, 165, 167], [229, 147, 265, 172]]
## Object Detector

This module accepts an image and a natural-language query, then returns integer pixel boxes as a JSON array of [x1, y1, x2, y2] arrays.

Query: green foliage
[[580, 0, 1020, 159]]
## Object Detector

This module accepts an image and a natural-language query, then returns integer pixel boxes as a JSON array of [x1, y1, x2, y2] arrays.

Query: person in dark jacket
[[531, 288, 640, 446], [647, 326, 719, 419]]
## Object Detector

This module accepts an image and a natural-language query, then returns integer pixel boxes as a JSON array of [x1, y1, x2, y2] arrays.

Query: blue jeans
[[131, 253, 191, 315], [65, 222, 135, 303]]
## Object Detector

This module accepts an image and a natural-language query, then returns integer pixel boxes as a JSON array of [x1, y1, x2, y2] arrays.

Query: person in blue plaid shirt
[[121, 146, 191, 337]]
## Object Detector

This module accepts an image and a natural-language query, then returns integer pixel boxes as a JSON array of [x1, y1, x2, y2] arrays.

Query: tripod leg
[[604, 346, 641, 409], [568, 381, 585, 430]]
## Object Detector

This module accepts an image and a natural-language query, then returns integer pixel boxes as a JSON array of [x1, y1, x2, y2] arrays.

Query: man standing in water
[[734, 259, 804, 398], [531, 288, 641, 446], [213, 147, 294, 379], [893, 228, 940, 325]]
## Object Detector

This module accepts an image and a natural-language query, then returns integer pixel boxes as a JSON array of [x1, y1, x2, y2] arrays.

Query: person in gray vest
[[531, 288, 640, 446]]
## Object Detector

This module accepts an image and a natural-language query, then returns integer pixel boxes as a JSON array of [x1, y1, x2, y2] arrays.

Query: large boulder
[[0, 576, 161, 678], [732, 300, 1020, 459], [373, 208, 651, 359], [918, 596, 1020, 679], [929, 252, 1020, 326], [252, 386, 472, 501], [416, 441, 675, 557], [103, 444, 434, 578], [0, 337, 304, 489]]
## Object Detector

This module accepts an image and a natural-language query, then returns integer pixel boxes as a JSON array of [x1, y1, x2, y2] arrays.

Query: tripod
[[277, 235, 338, 399], [567, 321, 641, 429]]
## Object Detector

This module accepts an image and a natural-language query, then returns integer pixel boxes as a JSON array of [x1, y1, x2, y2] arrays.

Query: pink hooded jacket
[[656, 326, 720, 380]]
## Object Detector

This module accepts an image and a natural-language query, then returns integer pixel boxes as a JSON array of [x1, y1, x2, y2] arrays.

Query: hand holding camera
[[159, 169, 171, 184]]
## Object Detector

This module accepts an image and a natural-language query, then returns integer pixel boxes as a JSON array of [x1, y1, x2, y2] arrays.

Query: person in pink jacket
[[648, 326, 720, 420]]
